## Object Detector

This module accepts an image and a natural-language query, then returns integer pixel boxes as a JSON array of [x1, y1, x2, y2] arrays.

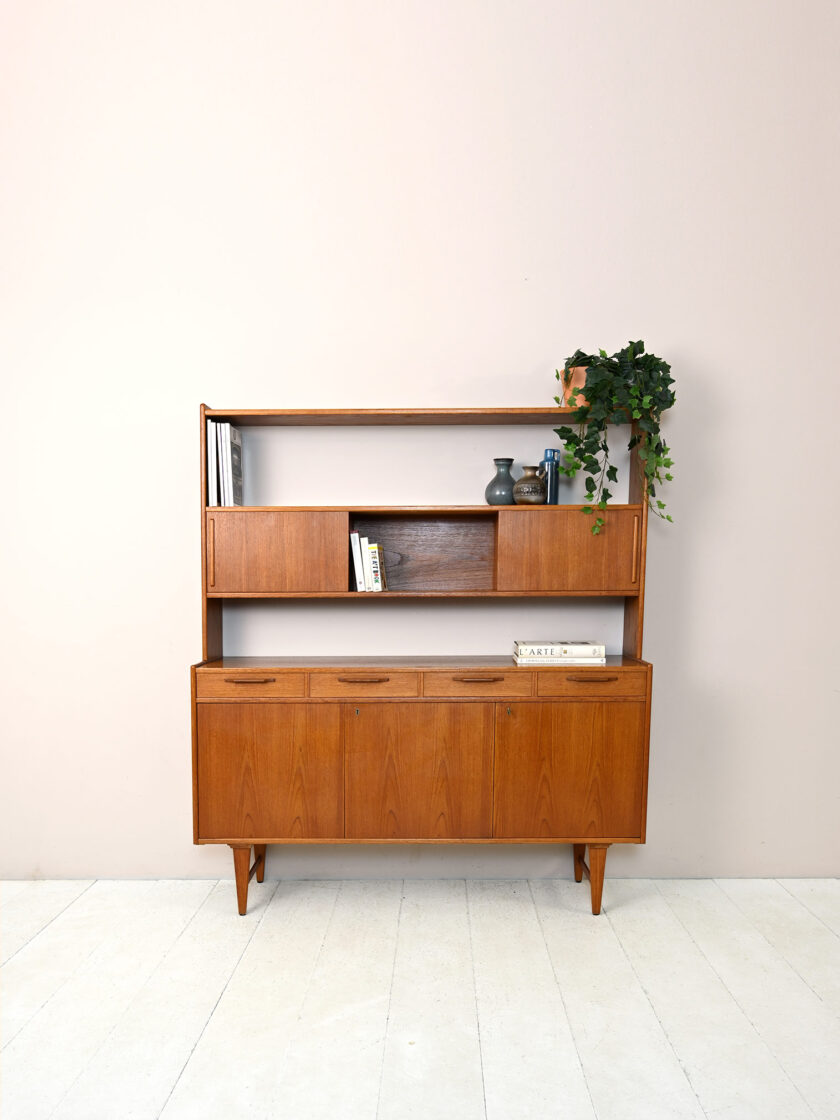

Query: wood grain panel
[[197, 703, 343, 839], [351, 515, 495, 591], [310, 671, 419, 698], [345, 703, 493, 838], [496, 507, 640, 592], [422, 671, 533, 697], [208, 511, 348, 593], [493, 701, 646, 839]]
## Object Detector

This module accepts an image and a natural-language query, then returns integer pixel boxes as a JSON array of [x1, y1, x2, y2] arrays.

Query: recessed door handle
[[566, 675, 619, 683], [337, 676, 390, 684], [453, 676, 504, 683]]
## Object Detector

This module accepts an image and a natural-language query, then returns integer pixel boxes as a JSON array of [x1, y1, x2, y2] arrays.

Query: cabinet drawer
[[196, 670, 305, 699], [309, 671, 420, 698], [537, 669, 647, 699], [423, 671, 532, 697]]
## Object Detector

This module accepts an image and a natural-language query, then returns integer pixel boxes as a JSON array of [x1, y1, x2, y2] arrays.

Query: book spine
[[514, 657, 608, 665], [229, 426, 243, 506], [217, 424, 229, 506], [375, 544, 387, 591], [360, 536, 374, 591], [514, 643, 606, 658], [206, 420, 218, 506], [368, 543, 382, 591], [350, 532, 365, 591]]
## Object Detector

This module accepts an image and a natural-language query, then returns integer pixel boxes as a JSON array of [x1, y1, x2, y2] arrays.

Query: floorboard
[[3, 877, 839, 1120], [658, 879, 840, 1120]]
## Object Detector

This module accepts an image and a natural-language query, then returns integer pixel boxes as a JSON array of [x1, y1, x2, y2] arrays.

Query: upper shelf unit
[[205, 506, 643, 597], [203, 407, 582, 427]]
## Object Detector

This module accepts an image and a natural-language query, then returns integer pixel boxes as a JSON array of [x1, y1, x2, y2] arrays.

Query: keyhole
[[506, 706, 512, 716]]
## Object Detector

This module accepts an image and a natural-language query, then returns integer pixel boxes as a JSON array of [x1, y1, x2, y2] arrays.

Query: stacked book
[[206, 419, 243, 506], [514, 640, 606, 666], [350, 531, 388, 592]]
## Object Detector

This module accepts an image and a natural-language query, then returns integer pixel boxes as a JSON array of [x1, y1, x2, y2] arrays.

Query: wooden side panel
[[493, 701, 647, 839], [351, 516, 495, 591], [345, 703, 493, 838], [196, 703, 343, 839], [496, 508, 641, 592], [208, 511, 349, 593]]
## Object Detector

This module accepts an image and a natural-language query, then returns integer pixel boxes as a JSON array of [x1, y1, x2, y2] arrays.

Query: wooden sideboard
[[191, 407, 653, 914]]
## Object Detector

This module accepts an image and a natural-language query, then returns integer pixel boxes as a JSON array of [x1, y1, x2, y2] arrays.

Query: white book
[[217, 423, 229, 505], [514, 656, 607, 665], [350, 532, 366, 592], [368, 543, 383, 591], [360, 536, 374, 591], [229, 426, 243, 506], [515, 640, 606, 658], [206, 419, 218, 506]]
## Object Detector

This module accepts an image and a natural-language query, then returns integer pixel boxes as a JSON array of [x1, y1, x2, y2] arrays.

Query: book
[[350, 532, 366, 592], [514, 656, 607, 665], [206, 419, 218, 506], [216, 423, 229, 505], [215, 423, 244, 506], [360, 536, 374, 591], [368, 542, 383, 591], [229, 426, 243, 506], [514, 640, 606, 658], [375, 544, 387, 590]]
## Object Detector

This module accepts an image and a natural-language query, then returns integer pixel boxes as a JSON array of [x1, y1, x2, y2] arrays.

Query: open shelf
[[208, 590, 634, 599], [204, 407, 580, 427], [205, 504, 642, 513], [198, 654, 646, 669]]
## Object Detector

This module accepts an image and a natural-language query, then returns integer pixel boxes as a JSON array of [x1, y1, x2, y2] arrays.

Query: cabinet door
[[345, 703, 493, 839], [496, 508, 640, 592], [493, 702, 646, 839], [207, 511, 349, 593], [197, 703, 343, 839]]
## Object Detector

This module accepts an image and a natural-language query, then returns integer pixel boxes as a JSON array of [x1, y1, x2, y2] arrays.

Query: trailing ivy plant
[[554, 340, 675, 534]]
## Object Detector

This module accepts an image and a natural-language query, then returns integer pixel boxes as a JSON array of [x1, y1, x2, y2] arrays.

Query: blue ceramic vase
[[484, 458, 515, 505]]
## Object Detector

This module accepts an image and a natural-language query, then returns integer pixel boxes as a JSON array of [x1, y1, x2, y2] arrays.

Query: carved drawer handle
[[223, 677, 277, 684], [453, 676, 504, 683], [566, 675, 619, 683], [337, 676, 390, 684]]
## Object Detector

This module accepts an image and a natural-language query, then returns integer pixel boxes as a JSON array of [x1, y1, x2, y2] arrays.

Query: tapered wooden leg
[[588, 844, 609, 915], [231, 845, 251, 915], [254, 844, 267, 883], [573, 844, 586, 883]]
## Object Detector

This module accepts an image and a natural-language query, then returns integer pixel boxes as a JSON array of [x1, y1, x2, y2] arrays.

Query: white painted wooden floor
[[2, 878, 839, 1120]]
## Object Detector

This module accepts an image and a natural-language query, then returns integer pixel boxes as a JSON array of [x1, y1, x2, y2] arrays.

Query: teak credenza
[[191, 407, 653, 915]]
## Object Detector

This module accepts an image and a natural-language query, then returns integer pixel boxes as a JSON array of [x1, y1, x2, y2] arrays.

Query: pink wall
[[2, 0, 838, 877]]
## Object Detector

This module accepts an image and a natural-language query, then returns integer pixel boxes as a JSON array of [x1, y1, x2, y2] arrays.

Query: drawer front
[[309, 671, 420, 698], [537, 669, 647, 699], [196, 671, 306, 699], [423, 671, 532, 698]]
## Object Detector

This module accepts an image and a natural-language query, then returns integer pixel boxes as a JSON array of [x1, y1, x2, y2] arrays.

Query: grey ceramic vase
[[513, 465, 547, 505], [484, 458, 515, 505]]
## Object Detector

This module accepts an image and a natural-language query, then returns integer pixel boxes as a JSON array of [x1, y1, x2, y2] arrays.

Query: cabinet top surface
[[202, 406, 582, 427], [195, 654, 649, 670]]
